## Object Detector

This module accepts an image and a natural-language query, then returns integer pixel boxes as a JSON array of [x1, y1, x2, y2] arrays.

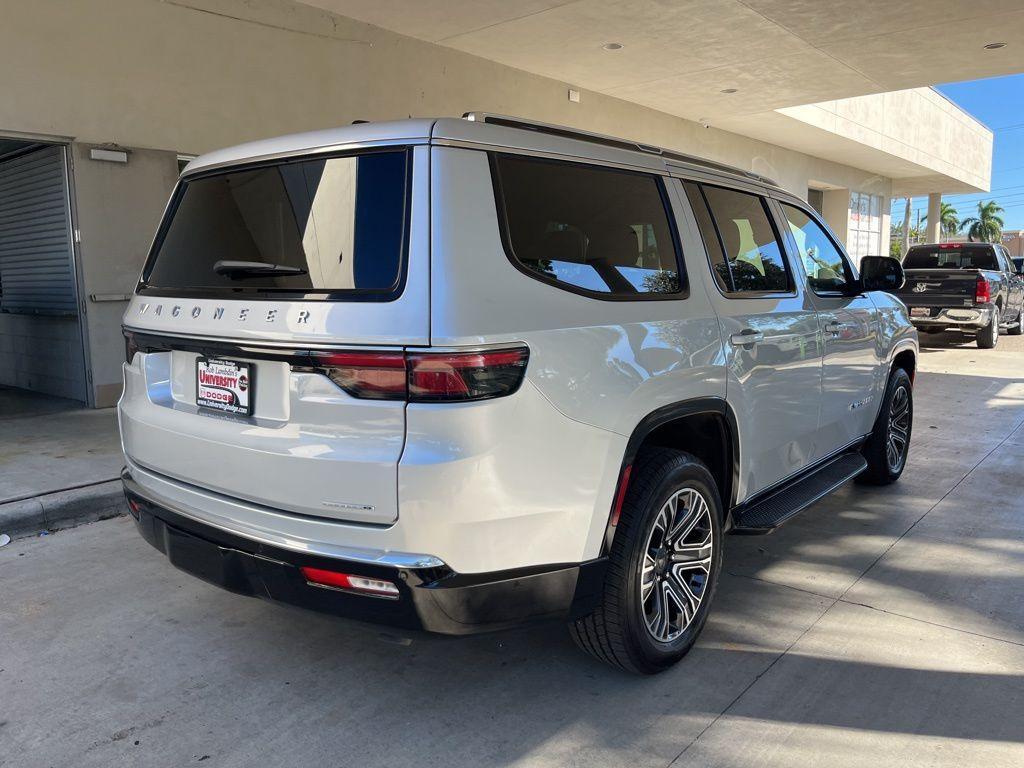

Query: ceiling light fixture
[[720, 88, 738, 94], [602, 42, 623, 51], [984, 42, 1006, 49]]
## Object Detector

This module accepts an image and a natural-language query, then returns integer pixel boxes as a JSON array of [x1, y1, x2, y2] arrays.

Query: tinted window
[[1014, 257, 1024, 274], [492, 154, 683, 298], [700, 186, 791, 293], [142, 150, 409, 297], [902, 246, 998, 270], [684, 182, 731, 292], [781, 203, 853, 293]]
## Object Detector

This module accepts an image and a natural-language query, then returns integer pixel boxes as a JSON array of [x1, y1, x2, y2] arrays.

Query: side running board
[[731, 452, 868, 534]]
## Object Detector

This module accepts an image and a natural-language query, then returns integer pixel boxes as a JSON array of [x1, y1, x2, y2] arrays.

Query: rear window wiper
[[213, 260, 308, 279]]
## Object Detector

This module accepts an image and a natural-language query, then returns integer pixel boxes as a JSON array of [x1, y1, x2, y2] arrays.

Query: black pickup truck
[[895, 242, 1024, 348]]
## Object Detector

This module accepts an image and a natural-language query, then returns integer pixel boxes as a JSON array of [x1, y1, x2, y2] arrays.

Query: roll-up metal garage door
[[0, 145, 77, 313], [0, 144, 87, 402]]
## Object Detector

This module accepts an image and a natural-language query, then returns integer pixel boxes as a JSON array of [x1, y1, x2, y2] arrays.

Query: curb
[[0, 480, 127, 540]]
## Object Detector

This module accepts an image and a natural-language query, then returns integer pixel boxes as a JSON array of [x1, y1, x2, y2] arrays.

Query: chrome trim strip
[[122, 326, 424, 351], [122, 461, 447, 570]]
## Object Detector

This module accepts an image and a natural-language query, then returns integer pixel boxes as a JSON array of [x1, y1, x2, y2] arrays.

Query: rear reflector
[[309, 347, 529, 402], [300, 566, 400, 599], [609, 464, 633, 528]]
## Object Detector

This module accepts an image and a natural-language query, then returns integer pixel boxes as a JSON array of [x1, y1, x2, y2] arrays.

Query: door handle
[[824, 321, 845, 335], [730, 329, 764, 346]]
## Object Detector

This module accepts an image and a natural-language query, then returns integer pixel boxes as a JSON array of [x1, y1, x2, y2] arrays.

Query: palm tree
[[960, 200, 1005, 243], [922, 202, 960, 240]]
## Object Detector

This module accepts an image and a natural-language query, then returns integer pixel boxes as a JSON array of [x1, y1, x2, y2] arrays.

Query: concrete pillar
[[821, 189, 851, 250], [926, 192, 942, 243]]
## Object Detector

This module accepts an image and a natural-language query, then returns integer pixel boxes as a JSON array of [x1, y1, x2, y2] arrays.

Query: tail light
[[310, 347, 529, 402], [300, 566, 399, 599], [408, 349, 529, 401], [976, 277, 992, 304], [124, 330, 139, 364], [313, 351, 407, 400]]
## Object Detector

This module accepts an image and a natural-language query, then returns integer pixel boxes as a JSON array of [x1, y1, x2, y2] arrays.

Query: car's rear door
[[775, 200, 882, 449], [683, 181, 823, 502]]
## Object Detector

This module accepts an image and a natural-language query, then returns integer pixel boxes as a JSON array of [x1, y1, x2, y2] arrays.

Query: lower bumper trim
[[123, 473, 606, 636]]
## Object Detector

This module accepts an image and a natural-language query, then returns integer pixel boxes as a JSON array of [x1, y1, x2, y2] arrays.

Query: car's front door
[[776, 201, 882, 451], [999, 246, 1024, 319], [683, 182, 824, 502]]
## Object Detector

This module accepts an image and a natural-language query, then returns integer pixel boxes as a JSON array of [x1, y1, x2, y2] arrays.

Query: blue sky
[[891, 73, 1024, 232]]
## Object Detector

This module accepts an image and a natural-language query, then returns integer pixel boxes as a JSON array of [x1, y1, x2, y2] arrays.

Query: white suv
[[119, 114, 917, 673]]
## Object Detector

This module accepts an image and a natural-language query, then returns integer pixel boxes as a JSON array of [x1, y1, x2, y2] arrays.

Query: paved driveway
[[2, 333, 1023, 768]]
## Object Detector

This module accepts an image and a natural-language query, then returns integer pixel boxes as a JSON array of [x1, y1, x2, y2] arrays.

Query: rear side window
[[141, 150, 410, 299], [902, 246, 998, 270], [693, 184, 792, 294], [491, 154, 684, 299]]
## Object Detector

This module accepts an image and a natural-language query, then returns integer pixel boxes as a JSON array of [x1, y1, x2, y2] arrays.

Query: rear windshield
[[902, 246, 998, 270], [141, 150, 410, 299]]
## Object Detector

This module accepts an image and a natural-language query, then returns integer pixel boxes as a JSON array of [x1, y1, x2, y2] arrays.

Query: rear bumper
[[908, 305, 994, 330], [122, 469, 606, 636]]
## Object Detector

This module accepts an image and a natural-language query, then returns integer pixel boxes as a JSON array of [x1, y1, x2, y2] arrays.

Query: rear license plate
[[196, 358, 253, 415], [910, 307, 930, 318]]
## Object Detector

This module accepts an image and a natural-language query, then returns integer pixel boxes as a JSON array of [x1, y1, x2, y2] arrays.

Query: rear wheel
[[977, 314, 999, 348], [570, 448, 723, 674], [859, 367, 913, 485]]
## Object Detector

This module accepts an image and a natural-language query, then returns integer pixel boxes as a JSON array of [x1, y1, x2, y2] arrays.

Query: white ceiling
[[305, 0, 1024, 121]]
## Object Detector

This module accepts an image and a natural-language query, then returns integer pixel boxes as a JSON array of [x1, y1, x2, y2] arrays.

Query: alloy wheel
[[640, 487, 713, 643], [886, 384, 911, 472]]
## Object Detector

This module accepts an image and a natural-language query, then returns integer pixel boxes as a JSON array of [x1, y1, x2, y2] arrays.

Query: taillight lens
[[311, 347, 529, 402], [314, 351, 407, 400], [408, 348, 529, 402], [124, 330, 139, 364], [976, 277, 992, 304]]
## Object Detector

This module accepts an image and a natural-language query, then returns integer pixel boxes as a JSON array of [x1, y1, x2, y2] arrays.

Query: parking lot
[[1, 332, 1022, 768]]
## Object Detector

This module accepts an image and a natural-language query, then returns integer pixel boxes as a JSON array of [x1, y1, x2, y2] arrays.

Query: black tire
[[977, 314, 999, 348], [858, 367, 913, 485], [569, 448, 723, 674]]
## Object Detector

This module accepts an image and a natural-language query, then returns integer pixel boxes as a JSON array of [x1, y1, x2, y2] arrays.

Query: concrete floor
[[0, 387, 121, 504], [1, 332, 1023, 768]]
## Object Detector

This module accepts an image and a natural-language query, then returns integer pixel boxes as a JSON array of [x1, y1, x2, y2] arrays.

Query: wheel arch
[[602, 397, 739, 554], [890, 345, 917, 385]]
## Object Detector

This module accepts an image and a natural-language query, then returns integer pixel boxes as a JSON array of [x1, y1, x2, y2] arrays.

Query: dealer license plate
[[196, 358, 253, 415], [910, 307, 930, 318]]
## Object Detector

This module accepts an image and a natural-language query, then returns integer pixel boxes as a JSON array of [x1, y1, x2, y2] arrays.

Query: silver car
[[119, 114, 917, 673]]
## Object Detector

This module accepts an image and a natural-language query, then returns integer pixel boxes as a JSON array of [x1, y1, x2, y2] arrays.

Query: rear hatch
[[120, 144, 429, 525], [897, 244, 998, 308], [897, 269, 981, 308]]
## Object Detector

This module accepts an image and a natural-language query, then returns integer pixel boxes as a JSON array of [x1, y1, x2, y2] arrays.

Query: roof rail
[[462, 112, 778, 187]]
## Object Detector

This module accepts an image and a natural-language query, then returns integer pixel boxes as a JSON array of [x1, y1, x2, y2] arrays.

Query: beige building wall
[[1, 0, 892, 202], [775, 88, 991, 195], [70, 145, 180, 406], [2, 0, 919, 405]]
